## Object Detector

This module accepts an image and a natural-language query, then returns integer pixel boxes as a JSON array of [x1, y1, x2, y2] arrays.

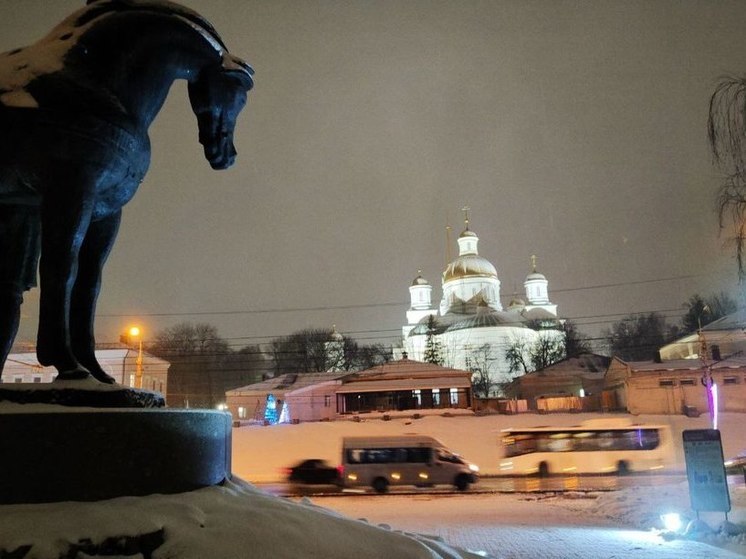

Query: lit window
[[413, 389, 421, 406], [238, 406, 246, 419], [432, 388, 440, 406], [450, 388, 458, 405]]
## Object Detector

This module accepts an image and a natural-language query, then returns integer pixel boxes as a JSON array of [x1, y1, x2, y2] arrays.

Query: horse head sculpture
[[190, 55, 254, 170], [0, 0, 254, 385]]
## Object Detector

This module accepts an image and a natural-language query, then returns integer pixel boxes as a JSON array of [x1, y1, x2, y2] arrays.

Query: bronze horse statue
[[0, 0, 254, 384]]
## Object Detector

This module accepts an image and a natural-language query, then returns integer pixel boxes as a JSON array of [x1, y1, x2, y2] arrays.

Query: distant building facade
[[226, 357, 473, 423], [2, 349, 170, 394], [504, 353, 611, 411], [401, 215, 563, 395], [604, 356, 746, 415], [659, 308, 746, 362]]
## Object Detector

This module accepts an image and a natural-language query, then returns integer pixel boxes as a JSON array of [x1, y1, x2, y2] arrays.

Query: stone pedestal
[[0, 409, 232, 504], [0, 379, 165, 408]]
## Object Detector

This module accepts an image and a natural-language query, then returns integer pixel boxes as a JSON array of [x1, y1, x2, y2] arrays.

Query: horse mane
[[80, 0, 228, 51]]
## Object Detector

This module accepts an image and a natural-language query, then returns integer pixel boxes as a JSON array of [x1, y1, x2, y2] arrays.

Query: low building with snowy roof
[[226, 357, 473, 423], [604, 356, 746, 415]]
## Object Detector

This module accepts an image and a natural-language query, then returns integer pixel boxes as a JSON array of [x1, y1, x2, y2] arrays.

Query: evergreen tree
[[423, 315, 443, 365]]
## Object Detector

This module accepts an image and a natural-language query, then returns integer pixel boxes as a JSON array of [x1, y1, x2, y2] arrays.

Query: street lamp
[[128, 326, 143, 389]]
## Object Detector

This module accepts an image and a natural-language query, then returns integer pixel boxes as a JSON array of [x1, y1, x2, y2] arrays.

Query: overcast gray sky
[[3, 0, 745, 352]]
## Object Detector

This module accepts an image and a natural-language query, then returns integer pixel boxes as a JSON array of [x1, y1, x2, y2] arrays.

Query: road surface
[[294, 491, 744, 559]]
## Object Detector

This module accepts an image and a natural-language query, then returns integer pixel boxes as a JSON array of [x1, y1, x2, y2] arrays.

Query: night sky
[[3, 0, 745, 353]]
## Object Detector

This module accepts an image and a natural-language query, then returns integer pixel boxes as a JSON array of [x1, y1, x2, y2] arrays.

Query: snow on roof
[[226, 371, 352, 396], [335, 375, 472, 394], [617, 356, 746, 372], [702, 307, 746, 332], [353, 358, 472, 379], [521, 353, 611, 378]]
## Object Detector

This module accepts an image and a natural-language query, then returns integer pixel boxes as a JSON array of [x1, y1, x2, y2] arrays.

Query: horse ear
[[222, 55, 254, 90]]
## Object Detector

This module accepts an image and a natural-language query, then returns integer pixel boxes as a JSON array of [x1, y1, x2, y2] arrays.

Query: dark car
[[285, 459, 342, 486]]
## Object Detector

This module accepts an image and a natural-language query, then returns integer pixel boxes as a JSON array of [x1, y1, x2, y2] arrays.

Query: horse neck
[[79, 12, 223, 130]]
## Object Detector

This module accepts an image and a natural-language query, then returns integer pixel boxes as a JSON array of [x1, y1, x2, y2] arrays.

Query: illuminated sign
[[682, 429, 730, 513]]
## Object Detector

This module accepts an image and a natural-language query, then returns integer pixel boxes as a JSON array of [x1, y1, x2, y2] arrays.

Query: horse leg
[[0, 286, 23, 380], [70, 211, 122, 384], [36, 182, 94, 380], [0, 203, 40, 380]]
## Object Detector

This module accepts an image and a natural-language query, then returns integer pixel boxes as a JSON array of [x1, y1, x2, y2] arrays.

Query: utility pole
[[698, 306, 716, 428]]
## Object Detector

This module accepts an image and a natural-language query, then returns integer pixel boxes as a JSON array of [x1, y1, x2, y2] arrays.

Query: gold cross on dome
[[462, 206, 470, 228]]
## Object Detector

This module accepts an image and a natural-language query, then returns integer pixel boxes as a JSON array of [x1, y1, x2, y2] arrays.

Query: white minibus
[[498, 418, 674, 476], [341, 436, 479, 493]]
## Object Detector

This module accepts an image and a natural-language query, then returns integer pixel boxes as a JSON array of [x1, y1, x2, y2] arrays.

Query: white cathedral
[[401, 216, 563, 395]]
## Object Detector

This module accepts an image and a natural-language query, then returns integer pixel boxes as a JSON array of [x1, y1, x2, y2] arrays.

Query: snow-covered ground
[[1, 410, 745, 558]]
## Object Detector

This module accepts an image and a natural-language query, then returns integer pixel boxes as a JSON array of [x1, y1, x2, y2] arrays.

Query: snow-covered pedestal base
[[0, 379, 165, 408], [0, 478, 488, 559], [0, 407, 231, 504]]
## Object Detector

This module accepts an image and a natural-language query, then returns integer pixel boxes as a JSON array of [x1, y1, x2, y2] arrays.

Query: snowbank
[[0, 478, 488, 559]]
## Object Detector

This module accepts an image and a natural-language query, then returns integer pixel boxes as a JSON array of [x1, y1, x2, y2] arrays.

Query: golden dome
[[443, 254, 497, 282]]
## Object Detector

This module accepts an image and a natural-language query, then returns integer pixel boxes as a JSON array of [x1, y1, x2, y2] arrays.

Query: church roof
[[446, 310, 527, 332], [411, 273, 430, 286], [407, 307, 529, 337], [521, 307, 559, 321], [525, 271, 546, 281]]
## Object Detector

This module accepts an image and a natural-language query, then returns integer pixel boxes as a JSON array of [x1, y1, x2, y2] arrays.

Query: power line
[[94, 272, 716, 320]]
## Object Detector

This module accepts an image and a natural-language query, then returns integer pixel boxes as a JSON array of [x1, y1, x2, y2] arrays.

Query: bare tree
[[465, 343, 497, 398], [529, 333, 566, 371], [505, 338, 531, 376], [605, 312, 668, 361], [148, 322, 261, 409], [681, 292, 737, 333], [150, 322, 229, 357], [562, 320, 592, 358], [505, 332, 566, 377], [708, 76, 746, 277], [268, 328, 391, 375]]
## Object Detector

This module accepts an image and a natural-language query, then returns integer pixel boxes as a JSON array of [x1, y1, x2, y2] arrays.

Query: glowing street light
[[127, 326, 143, 389]]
